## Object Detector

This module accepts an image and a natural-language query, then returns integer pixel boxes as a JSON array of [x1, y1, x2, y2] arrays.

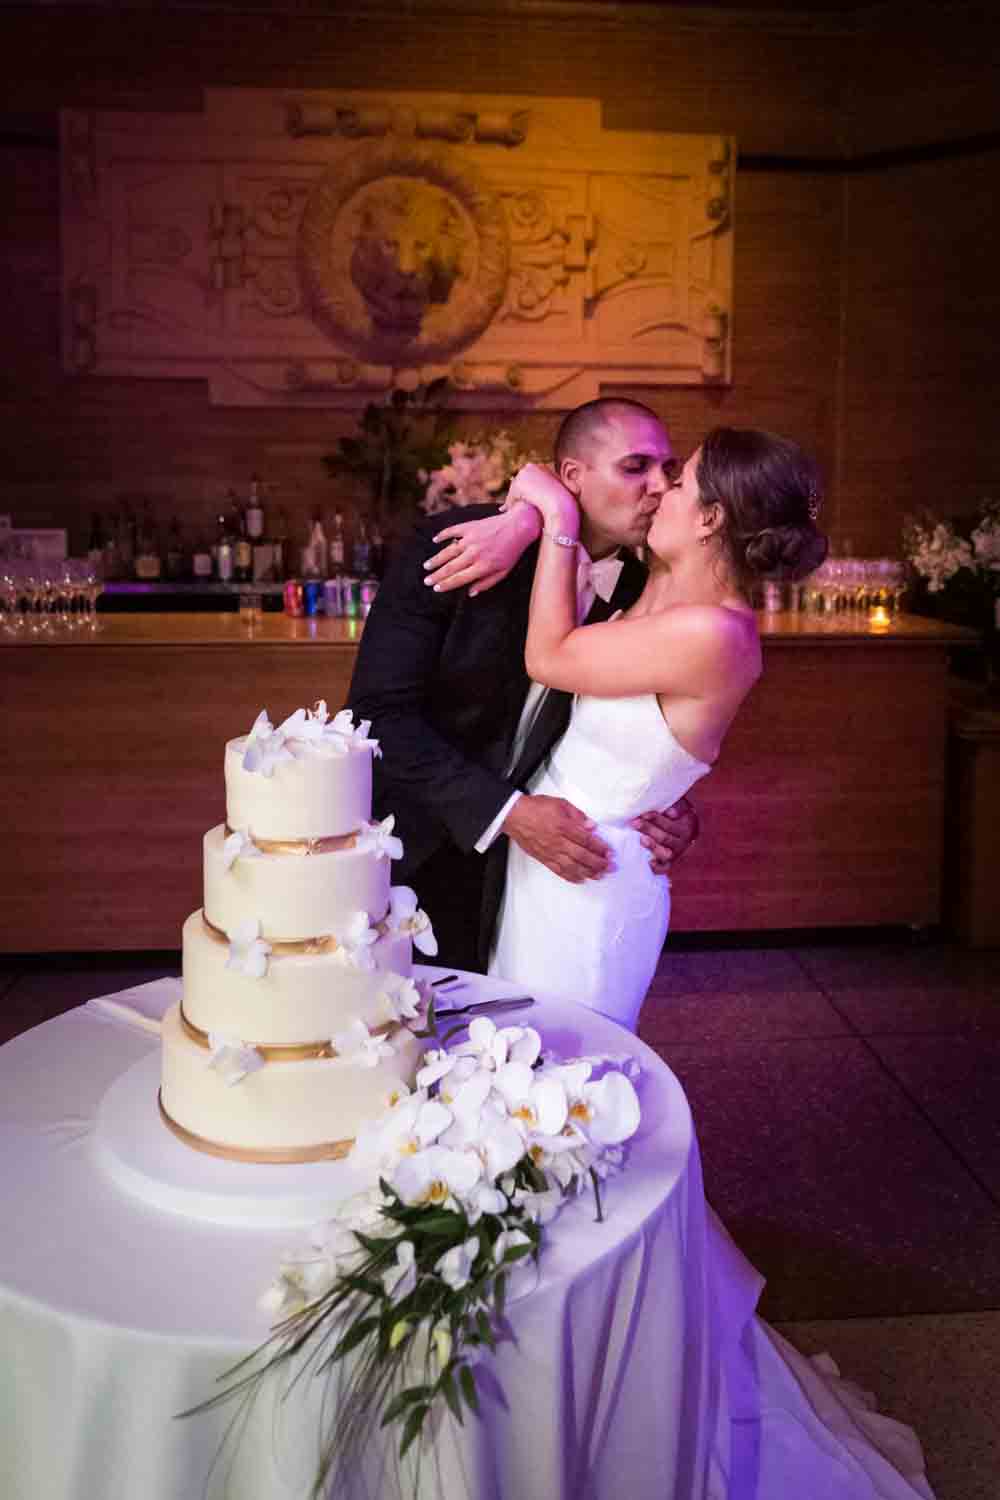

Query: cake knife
[[434, 995, 535, 1016]]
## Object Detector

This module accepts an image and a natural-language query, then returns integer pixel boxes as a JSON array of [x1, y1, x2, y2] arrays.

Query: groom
[[347, 397, 699, 970]]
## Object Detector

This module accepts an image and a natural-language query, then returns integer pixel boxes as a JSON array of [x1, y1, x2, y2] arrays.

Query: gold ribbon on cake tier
[[201, 910, 390, 957], [178, 1000, 400, 1061], [157, 1091, 354, 1163], [224, 824, 358, 856]]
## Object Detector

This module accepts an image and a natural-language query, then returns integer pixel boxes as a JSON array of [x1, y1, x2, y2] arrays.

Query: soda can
[[341, 575, 361, 618], [359, 577, 379, 616], [303, 579, 323, 616], [283, 579, 304, 617], [323, 576, 343, 617]]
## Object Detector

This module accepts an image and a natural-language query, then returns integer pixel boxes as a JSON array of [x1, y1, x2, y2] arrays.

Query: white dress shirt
[[474, 550, 625, 852]]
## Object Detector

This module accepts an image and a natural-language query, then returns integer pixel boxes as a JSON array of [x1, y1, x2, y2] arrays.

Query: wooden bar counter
[[0, 610, 976, 952]]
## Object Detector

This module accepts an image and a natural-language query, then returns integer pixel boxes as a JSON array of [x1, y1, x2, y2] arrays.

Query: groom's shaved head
[[554, 398, 662, 469]]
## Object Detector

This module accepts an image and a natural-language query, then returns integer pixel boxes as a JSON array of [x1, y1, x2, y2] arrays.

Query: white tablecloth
[[0, 973, 936, 1500], [0, 971, 741, 1500]]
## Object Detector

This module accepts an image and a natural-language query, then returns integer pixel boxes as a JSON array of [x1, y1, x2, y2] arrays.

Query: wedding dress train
[[491, 691, 937, 1499]]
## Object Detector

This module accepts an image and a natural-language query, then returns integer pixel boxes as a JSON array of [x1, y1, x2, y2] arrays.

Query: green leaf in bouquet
[[380, 1384, 433, 1427], [409, 1209, 466, 1237], [459, 1363, 480, 1417], [494, 1270, 508, 1319], [440, 1366, 465, 1425], [475, 1308, 496, 1351], [399, 1403, 430, 1457], [331, 1314, 382, 1362], [502, 1242, 534, 1264]]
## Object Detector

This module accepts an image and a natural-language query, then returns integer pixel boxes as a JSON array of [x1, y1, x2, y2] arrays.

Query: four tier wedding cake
[[158, 703, 436, 1163]]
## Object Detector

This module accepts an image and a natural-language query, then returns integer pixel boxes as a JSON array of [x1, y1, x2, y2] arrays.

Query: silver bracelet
[[543, 529, 578, 549]]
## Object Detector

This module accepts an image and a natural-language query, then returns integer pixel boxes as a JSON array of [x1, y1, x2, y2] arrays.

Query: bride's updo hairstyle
[[696, 426, 828, 590]]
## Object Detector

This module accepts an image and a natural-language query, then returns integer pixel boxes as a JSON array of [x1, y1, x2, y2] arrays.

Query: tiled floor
[[2, 935, 998, 1500]]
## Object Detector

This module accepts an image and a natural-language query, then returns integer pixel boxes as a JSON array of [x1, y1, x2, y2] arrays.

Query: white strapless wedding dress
[[490, 691, 711, 1030], [491, 692, 937, 1500]]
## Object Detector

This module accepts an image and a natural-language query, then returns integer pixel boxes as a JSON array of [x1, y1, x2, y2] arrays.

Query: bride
[[428, 429, 938, 1500], [435, 425, 826, 1031]]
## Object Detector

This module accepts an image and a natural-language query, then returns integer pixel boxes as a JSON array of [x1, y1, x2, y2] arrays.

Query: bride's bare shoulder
[[654, 602, 757, 646]]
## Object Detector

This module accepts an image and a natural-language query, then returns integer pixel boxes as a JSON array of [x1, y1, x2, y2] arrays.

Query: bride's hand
[[424, 503, 542, 596], [506, 463, 580, 537]]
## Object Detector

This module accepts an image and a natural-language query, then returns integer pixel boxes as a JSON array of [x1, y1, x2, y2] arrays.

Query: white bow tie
[[577, 552, 624, 606]]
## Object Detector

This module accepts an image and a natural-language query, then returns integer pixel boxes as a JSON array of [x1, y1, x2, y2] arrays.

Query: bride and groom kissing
[[348, 402, 942, 1500], [349, 397, 827, 1032]]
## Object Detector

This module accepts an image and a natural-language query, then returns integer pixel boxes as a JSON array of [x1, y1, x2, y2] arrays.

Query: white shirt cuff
[[474, 790, 523, 853]]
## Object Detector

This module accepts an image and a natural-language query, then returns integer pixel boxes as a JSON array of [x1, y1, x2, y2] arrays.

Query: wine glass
[[0, 565, 23, 635], [82, 565, 104, 630]]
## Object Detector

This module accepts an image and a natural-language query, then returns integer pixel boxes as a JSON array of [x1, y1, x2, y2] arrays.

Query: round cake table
[[0, 969, 734, 1500], [0, 971, 934, 1500]]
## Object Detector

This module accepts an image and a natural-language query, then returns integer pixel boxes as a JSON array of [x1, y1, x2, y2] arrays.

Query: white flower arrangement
[[184, 1015, 642, 1495], [242, 703, 380, 775], [904, 499, 1000, 597], [419, 430, 543, 516]]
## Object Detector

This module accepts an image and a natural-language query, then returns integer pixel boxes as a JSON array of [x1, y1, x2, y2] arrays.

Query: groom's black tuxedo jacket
[[347, 505, 648, 965]]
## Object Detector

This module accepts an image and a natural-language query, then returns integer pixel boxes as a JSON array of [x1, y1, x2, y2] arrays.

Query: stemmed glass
[[0, 565, 24, 635], [82, 564, 104, 630]]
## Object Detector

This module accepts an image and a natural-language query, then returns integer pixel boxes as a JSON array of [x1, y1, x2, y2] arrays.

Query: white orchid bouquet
[[419, 431, 543, 515], [903, 499, 1000, 604], [184, 1016, 641, 1497]]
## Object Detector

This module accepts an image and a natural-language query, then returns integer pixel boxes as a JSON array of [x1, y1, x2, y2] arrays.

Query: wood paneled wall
[[0, 2, 996, 562]]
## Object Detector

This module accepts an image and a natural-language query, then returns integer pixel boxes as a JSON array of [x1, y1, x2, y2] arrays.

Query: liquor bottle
[[87, 513, 104, 575], [117, 505, 136, 575], [134, 506, 162, 581], [303, 512, 328, 579], [232, 493, 252, 583], [352, 512, 372, 578], [328, 509, 346, 571], [370, 520, 386, 579], [215, 512, 235, 583], [101, 512, 121, 580], [271, 506, 287, 583], [192, 536, 213, 582], [165, 516, 185, 581], [246, 476, 265, 543]]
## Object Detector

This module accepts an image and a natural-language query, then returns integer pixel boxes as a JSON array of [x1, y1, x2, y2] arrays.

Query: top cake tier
[[224, 706, 379, 840]]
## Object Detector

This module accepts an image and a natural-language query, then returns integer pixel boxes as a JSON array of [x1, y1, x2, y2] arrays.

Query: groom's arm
[[349, 514, 613, 879], [348, 512, 515, 853]]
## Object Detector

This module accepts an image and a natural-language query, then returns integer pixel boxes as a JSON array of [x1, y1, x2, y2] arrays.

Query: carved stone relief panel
[[61, 91, 734, 408]]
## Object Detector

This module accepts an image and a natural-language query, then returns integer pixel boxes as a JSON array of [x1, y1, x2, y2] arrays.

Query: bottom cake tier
[[159, 1003, 423, 1162]]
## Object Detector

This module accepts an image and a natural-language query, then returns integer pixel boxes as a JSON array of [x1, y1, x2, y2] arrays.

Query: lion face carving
[[349, 180, 467, 337]]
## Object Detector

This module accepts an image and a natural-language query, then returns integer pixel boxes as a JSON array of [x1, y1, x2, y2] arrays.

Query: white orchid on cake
[[205, 1032, 265, 1086], [242, 703, 381, 776], [355, 814, 404, 861], [331, 1018, 398, 1069], [224, 917, 272, 979], [387, 885, 439, 956], [330, 910, 382, 972], [221, 828, 262, 870], [181, 1015, 642, 1497]]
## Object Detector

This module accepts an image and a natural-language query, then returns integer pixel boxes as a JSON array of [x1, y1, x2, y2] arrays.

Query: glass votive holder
[[762, 580, 784, 612], [239, 591, 263, 627]]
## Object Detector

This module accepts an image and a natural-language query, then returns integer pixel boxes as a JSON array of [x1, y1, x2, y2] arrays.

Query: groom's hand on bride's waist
[[502, 795, 614, 884]]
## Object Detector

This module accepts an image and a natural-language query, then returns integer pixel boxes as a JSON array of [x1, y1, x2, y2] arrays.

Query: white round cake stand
[[93, 1050, 370, 1228]]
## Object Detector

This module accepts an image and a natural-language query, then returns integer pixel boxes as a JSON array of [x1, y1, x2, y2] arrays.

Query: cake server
[[434, 996, 536, 1016]]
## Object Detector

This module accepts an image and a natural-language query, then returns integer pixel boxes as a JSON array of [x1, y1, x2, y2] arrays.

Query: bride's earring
[[699, 533, 712, 547]]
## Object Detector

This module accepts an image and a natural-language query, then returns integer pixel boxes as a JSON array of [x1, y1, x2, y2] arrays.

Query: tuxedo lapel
[[505, 561, 642, 788]]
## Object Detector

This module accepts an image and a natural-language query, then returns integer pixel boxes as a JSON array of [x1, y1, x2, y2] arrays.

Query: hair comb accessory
[[807, 491, 821, 522]]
